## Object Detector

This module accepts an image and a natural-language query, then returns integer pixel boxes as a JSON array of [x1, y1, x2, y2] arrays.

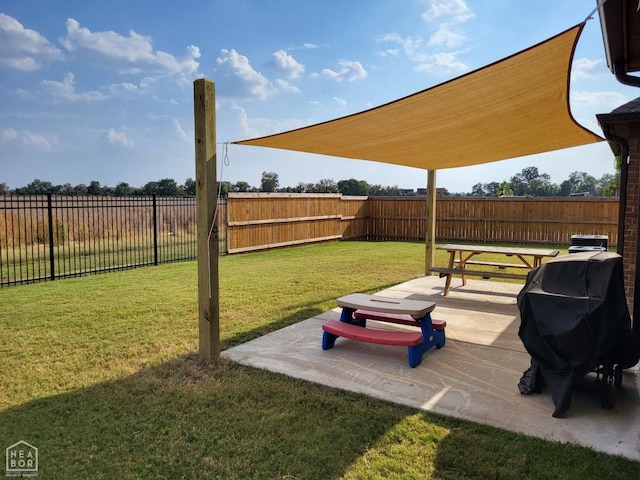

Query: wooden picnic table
[[430, 243, 560, 296]]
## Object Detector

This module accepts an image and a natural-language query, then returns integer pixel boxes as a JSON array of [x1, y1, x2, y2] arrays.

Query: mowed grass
[[1, 241, 637, 479]]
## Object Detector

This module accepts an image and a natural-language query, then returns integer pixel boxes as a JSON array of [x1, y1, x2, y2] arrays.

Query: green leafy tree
[[114, 182, 135, 196], [217, 181, 231, 197], [142, 181, 159, 196], [87, 181, 103, 196], [232, 181, 252, 192], [496, 181, 514, 197], [484, 182, 500, 197], [260, 171, 279, 192], [156, 178, 180, 196], [566, 171, 597, 195], [337, 178, 370, 196], [73, 184, 88, 195], [470, 183, 486, 196], [16, 179, 54, 195], [183, 178, 196, 196], [558, 180, 573, 196], [314, 178, 339, 193]]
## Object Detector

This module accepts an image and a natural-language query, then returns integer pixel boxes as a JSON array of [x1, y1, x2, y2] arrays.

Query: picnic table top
[[437, 243, 560, 257], [337, 293, 435, 317]]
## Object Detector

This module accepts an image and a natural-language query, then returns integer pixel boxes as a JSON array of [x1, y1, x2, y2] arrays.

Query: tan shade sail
[[233, 23, 603, 170]]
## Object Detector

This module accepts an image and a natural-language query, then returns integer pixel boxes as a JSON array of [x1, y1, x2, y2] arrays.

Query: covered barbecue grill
[[517, 251, 639, 417]]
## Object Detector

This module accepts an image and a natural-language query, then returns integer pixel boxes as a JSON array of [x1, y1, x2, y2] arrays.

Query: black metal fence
[[0, 194, 226, 287]]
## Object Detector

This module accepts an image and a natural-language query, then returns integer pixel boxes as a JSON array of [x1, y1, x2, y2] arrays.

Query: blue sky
[[1, 0, 638, 193]]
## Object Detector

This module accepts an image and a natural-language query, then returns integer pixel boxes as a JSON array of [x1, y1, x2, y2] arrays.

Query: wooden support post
[[425, 170, 437, 275], [194, 79, 219, 360]]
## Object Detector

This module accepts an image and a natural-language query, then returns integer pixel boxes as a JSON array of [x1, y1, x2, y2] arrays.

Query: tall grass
[[0, 195, 197, 285]]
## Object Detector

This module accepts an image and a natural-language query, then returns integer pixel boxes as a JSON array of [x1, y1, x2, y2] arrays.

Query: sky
[[1, 0, 639, 194]]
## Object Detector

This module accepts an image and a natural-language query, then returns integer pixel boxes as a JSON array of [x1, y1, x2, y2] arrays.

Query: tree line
[[1, 165, 620, 197], [469, 166, 619, 197]]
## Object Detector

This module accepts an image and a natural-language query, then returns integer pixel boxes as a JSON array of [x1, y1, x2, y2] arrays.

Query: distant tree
[[142, 181, 159, 196], [507, 166, 558, 196], [484, 182, 500, 197], [368, 184, 385, 196], [232, 181, 251, 192], [73, 184, 88, 196], [58, 183, 75, 195], [496, 181, 514, 197], [599, 156, 621, 196], [156, 178, 180, 196], [337, 178, 370, 196], [114, 182, 135, 196], [0, 182, 9, 195], [567, 171, 597, 195], [16, 179, 54, 195], [558, 180, 572, 196], [293, 182, 313, 193], [314, 178, 339, 193], [87, 181, 103, 196], [470, 183, 485, 196], [260, 171, 279, 192], [217, 181, 231, 197], [528, 173, 557, 197], [183, 178, 196, 196]]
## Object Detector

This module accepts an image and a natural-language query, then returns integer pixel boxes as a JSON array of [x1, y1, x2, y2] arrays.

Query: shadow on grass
[[1, 354, 637, 479], [0, 353, 411, 479], [220, 283, 403, 350]]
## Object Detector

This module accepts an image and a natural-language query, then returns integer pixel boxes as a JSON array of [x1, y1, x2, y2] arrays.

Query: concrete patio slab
[[222, 276, 640, 461]]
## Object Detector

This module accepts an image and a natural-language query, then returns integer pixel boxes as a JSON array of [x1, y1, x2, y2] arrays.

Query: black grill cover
[[517, 251, 639, 417]]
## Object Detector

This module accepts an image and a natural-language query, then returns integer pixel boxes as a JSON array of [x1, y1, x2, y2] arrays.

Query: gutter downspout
[[600, 124, 629, 257], [614, 61, 640, 88]]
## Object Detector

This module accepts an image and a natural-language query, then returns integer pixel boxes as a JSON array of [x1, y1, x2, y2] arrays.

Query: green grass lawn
[[1, 241, 637, 479]]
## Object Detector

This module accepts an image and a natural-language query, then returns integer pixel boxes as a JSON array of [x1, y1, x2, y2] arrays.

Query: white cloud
[[571, 90, 629, 109], [230, 102, 309, 138], [376, 48, 400, 57], [0, 128, 59, 150], [377, 33, 423, 59], [216, 49, 274, 99], [173, 118, 190, 141], [0, 13, 62, 71], [42, 72, 105, 102], [415, 52, 467, 74], [59, 18, 200, 82], [428, 24, 467, 48], [422, 0, 471, 21], [274, 78, 300, 93], [271, 50, 304, 79], [572, 57, 603, 79], [107, 128, 134, 147], [376, 32, 468, 73], [313, 60, 367, 82], [377, 1, 472, 75], [333, 97, 347, 107]]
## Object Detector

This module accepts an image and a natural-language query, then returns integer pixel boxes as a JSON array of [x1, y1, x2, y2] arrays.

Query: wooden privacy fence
[[226, 195, 619, 252], [226, 193, 369, 253]]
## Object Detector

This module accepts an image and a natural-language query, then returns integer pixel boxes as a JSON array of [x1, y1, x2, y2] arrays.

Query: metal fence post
[[152, 194, 158, 265], [47, 193, 55, 280]]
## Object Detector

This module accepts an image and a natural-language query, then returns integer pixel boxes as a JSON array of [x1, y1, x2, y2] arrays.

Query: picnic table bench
[[321, 293, 446, 367], [430, 243, 559, 296]]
